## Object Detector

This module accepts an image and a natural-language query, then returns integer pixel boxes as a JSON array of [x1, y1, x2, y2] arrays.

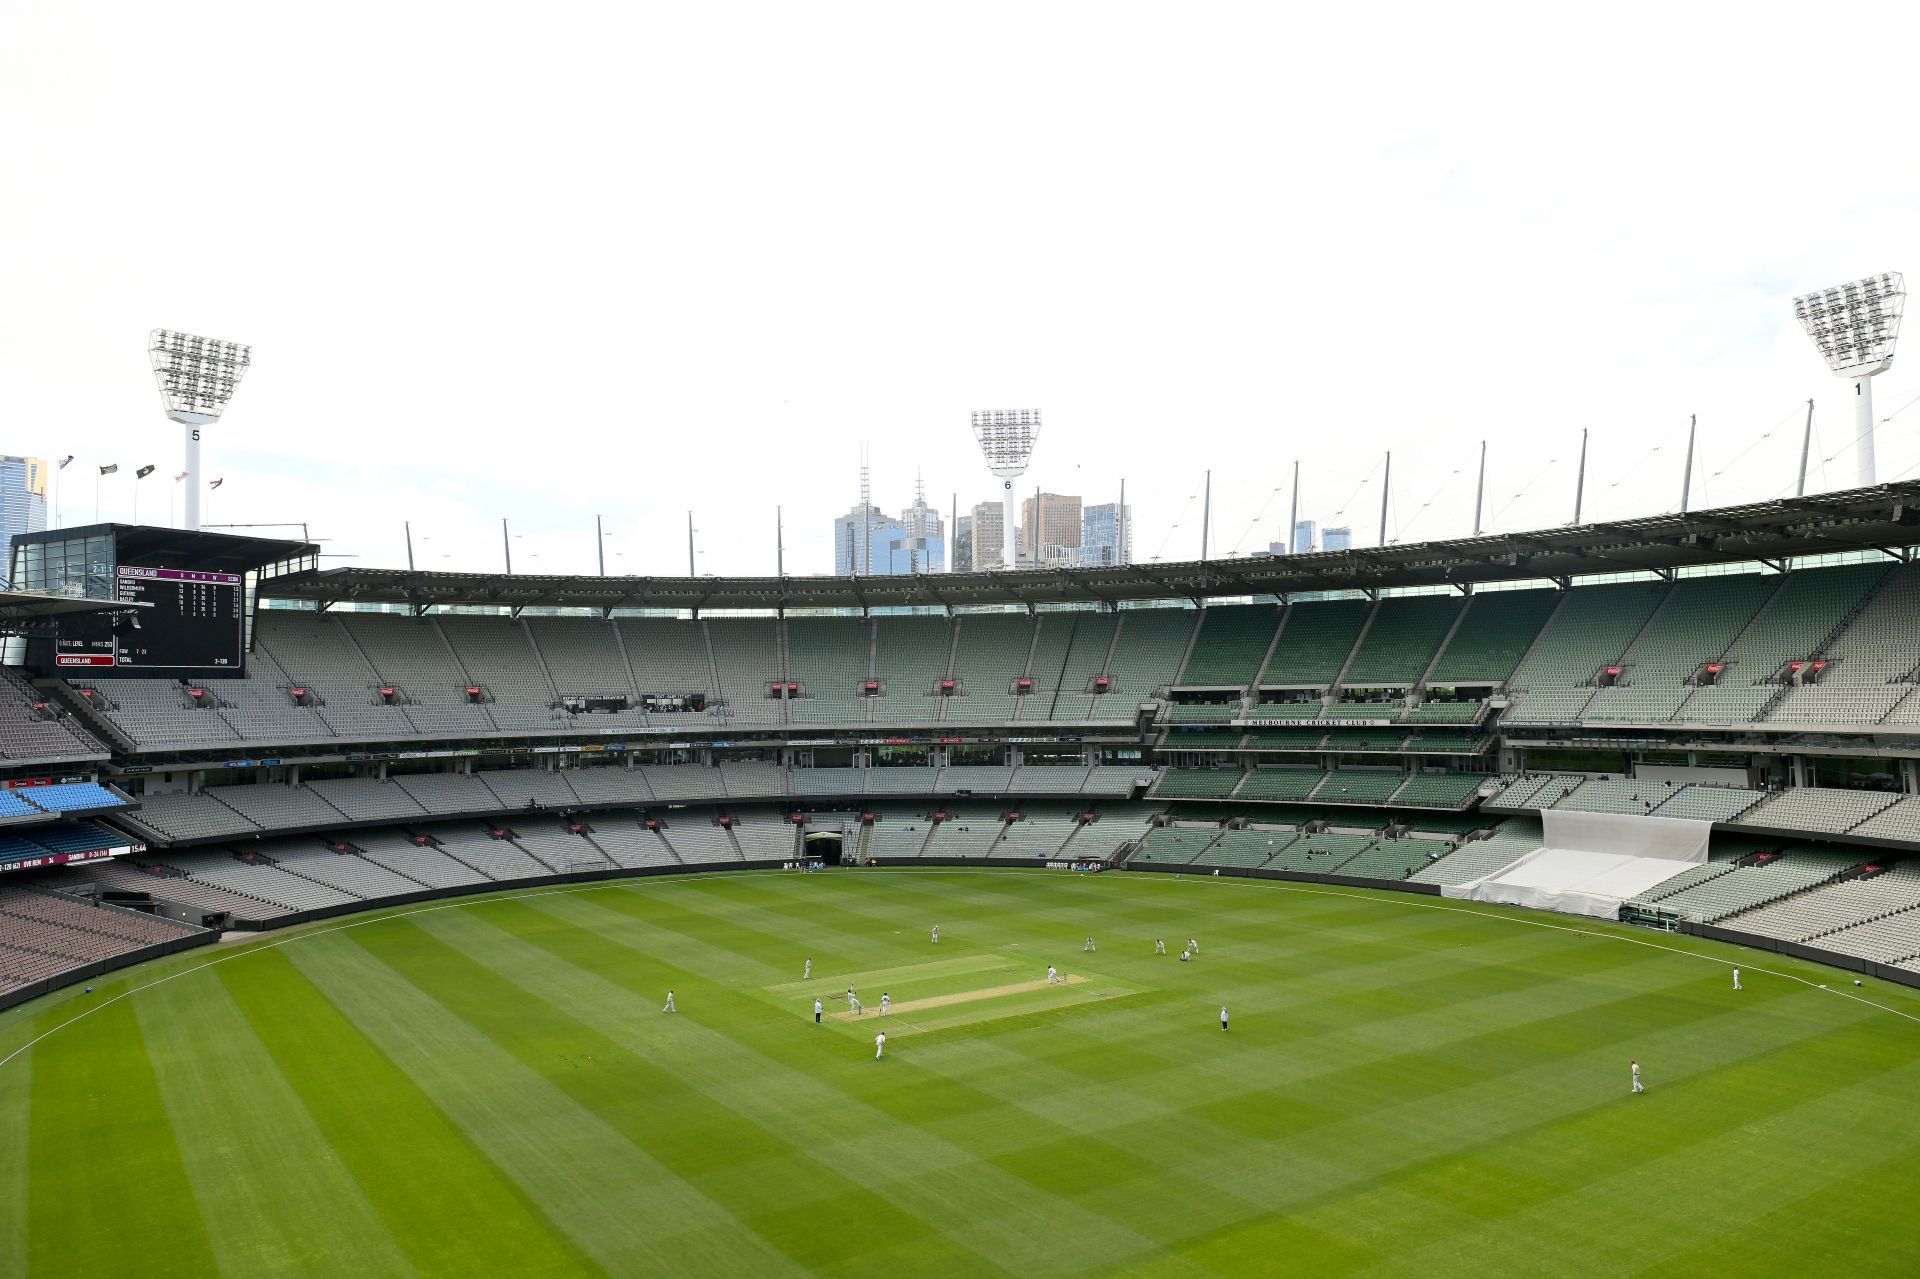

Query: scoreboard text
[[54, 566, 245, 673]]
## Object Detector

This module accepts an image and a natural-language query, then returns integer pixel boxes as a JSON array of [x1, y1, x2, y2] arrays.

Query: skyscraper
[[1081, 502, 1131, 566], [896, 476, 946, 573], [970, 502, 1005, 570], [952, 515, 973, 572], [1292, 519, 1317, 553], [834, 503, 906, 575], [1020, 492, 1082, 565], [0, 456, 49, 566], [1323, 526, 1353, 552]]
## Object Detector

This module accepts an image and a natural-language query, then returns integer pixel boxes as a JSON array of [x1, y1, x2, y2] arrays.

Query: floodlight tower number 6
[[971, 409, 1040, 572], [149, 329, 251, 530]]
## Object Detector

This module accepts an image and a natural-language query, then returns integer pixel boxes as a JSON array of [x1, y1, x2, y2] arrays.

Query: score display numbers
[[54, 566, 245, 673]]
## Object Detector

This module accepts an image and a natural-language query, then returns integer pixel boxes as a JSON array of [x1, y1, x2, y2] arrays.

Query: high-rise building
[[952, 515, 973, 572], [1292, 519, 1317, 553], [969, 502, 1005, 570], [0, 456, 49, 565], [834, 503, 906, 575], [1323, 526, 1353, 552], [896, 478, 945, 574], [1020, 492, 1082, 565], [1081, 502, 1131, 567]]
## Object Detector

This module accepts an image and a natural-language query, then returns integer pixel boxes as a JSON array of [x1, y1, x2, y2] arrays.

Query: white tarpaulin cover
[[1441, 809, 1711, 919]]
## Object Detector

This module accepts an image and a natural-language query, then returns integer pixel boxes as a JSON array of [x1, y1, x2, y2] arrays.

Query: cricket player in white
[[662, 990, 676, 1013], [1188, 937, 1199, 955], [1154, 938, 1166, 955], [1084, 937, 1096, 952], [881, 993, 891, 1016], [1631, 1059, 1644, 1093], [814, 998, 823, 1024], [931, 925, 939, 944], [1221, 1006, 1229, 1032], [1180, 948, 1191, 962], [1047, 965, 1059, 985], [875, 1031, 886, 1059], [804, 957, 812, 980], [847, 987, 862, 1015], [1733, 967, 1741, 990]]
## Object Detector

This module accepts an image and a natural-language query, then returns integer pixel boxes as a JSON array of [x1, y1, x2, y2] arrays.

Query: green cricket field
[[4, 867, 1919, 1277]]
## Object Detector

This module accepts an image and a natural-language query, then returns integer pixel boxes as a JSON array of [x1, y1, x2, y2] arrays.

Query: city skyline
[[3, 9, 1916, 582]]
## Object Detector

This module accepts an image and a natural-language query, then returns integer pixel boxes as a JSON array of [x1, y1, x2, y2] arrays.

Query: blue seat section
[[0, 791, 39, 819], [17, 782, 126, 815], [25, 821, 123, 856], [0, 832, 49, 865]]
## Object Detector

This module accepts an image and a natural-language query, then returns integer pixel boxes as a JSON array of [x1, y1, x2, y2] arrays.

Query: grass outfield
[[5, 869, 1920, 1277]]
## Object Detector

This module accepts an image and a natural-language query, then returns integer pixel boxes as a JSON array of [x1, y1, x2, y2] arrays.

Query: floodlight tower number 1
[[971, 409, 1040, 572], [149, 329, 251, 530]]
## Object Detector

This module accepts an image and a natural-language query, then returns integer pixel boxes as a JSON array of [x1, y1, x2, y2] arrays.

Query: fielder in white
[[1188, 937, 1199, 955], [804, 957, 812, 980], [1084, 937, 1096, 952], [875, 1031, 886, 1059], [1631, 1059, 1644, 1093], [662, 990, 676, 1013], [931, 925, 939, 944], [1733, 967, 1741, 991], [880, 993, 890, 1016], [1154, 938, 1166, 955], [1046, 965, 1060, 985]]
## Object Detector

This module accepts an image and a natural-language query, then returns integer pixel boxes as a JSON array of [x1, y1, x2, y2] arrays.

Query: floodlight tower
[[148, 329, 250, 530], [1792, 273, 1904, 487], [970, 409, 1040, 571]]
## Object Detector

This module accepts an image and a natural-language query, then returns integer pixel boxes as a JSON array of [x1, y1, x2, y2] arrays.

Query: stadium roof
[[17, 524, 318, 575], [258, 483, 1920, 613]]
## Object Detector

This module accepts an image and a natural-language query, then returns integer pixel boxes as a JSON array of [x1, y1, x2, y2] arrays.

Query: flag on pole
[[57, 456, 73, 469], [209, 478, 224, 490], [99, 463, 118, 476], [136, 465, 156, 479], [173, 472, 188, 482]]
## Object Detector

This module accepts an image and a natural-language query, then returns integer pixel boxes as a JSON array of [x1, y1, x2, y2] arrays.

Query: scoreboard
[[54, 566, 245, 674]]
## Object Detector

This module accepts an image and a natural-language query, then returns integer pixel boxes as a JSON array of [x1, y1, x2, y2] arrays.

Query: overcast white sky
[[4, 2, 1919, 578]]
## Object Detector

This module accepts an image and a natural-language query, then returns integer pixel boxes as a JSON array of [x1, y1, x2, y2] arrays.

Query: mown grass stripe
[[132, 970, 412, 1277], [288, 930, 802, 1277], [217, 947, 601, 1278], [24, 994, 218, 1278], [0, 1033, 26, 1276]]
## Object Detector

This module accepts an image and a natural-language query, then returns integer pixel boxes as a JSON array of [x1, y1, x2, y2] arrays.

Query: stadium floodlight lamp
[[970, 409, 1041, 570], [149, 329, 250, 530], [1792, 273, 1903, 487]]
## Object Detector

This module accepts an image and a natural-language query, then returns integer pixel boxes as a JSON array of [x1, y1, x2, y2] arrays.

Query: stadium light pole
[[1793, 272, 1904, 487], [1680, 415, 1696, 514], [1200, 471, 1212, 562], [1797, 399, 1814, 497], [971, 409, 1040, 572], [148, 330, 249, 531], [1287, 460, 1300, 553], [1378, 451, 1391, 546], [1473, 441, 1486, 535], [1573, 428, 1588, 524]]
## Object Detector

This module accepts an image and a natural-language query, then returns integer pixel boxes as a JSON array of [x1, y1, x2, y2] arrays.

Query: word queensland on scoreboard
[[54, 566, 245, 673]]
